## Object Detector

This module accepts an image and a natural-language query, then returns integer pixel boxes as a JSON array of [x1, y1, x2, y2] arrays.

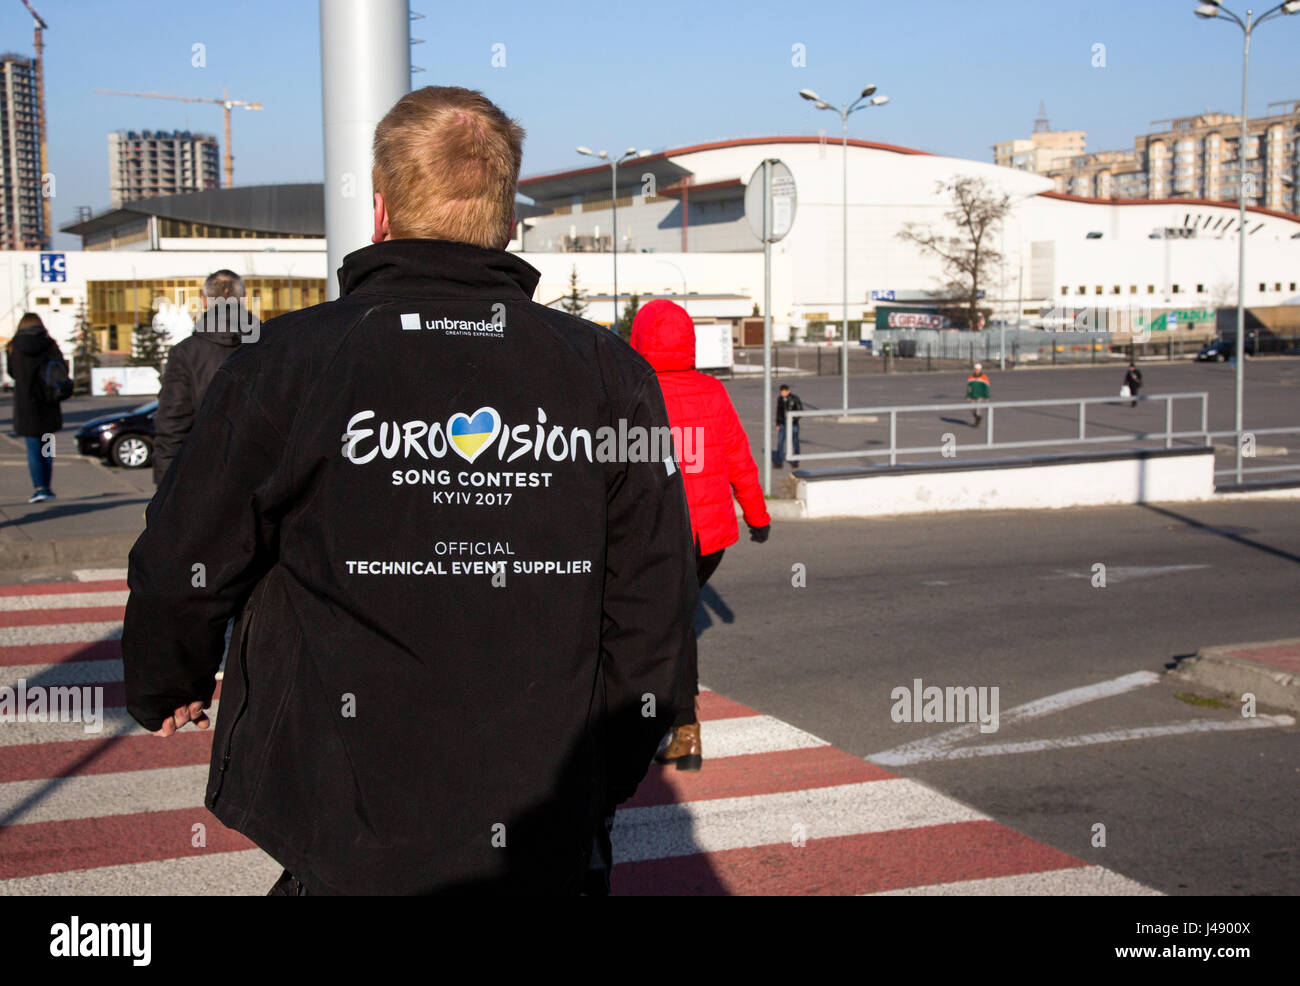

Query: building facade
[[0, 53, 45, 250], [108, 129, 220, 207], [1048, 103, 1300, 215], [992, 106, 1087, 176]]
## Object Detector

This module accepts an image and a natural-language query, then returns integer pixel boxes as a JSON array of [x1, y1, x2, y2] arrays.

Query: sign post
[[745, 160, 796, 495]]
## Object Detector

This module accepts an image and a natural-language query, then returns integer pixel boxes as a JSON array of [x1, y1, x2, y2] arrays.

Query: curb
[[1169, 639, 1300, 717], [0, 532, 137, 578]]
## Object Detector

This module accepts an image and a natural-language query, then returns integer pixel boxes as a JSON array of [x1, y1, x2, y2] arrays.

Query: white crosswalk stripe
[[0, 575, 1162, 896]]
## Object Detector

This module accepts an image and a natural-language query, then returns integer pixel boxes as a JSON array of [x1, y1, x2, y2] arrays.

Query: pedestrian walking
[[773, 383, 804, 467], [1122, 362, 1142, 408], [152, 269, 260, 485], [121, 86, 696, 896], [966, 362, 990, 426], [5, 313, 70, 503], [630, 300, 770, 772]]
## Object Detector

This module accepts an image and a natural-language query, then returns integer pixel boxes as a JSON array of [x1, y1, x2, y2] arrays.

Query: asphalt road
[[697, 497, 1300, 895]]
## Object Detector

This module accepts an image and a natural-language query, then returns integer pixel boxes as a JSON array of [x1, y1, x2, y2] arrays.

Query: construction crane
[[19, 0, 50, 249], [94, 87, 263, 188]]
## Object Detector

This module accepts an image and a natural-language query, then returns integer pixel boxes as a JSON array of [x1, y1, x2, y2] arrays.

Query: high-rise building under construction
[[0, 53, 46, 250]]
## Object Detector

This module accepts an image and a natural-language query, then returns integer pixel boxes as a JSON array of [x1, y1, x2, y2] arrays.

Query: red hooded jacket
[[631, 300, 770, 556]]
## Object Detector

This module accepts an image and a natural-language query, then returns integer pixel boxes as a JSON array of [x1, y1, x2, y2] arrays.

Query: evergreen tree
[[129, 310, 170, 373], [615, 292, 640, 341], [560, 265, 588, 318], [71, 300, 100, 395]]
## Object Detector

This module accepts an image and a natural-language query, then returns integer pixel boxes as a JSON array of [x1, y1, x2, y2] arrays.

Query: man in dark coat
[[5, 313, 67, 502], [1123, 362, 1143, 409], [121, 86, 696, 895], [152, 270, 259, 484]]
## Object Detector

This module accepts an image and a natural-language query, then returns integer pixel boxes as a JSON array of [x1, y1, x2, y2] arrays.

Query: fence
[[788, 393, 1209, 467], [787, 392, 1300, 487]]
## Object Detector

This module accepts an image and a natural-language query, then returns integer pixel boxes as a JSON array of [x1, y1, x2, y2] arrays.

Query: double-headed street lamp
[[1193, 0, 1300, 484], [576, 145, 650, 328], [800, 85, 889, 412]]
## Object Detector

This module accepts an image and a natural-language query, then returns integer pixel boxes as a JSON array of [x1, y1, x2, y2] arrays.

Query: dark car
[[75, 400, 156, 468], [1196, 338, 1256, 361]]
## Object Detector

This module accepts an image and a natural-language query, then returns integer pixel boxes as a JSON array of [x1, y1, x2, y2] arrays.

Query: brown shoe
[[655, 722, 702, 771]]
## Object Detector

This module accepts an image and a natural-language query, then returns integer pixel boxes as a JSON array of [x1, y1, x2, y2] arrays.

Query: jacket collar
[[337, 238, 540, 302]]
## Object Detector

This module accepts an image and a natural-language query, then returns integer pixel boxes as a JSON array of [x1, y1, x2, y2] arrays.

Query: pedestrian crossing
[[0, 572, 1159, 895]]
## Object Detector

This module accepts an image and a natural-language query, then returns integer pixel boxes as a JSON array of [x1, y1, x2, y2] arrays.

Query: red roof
[[1036, 190, 1299, 223], [518, 135, 931, 190]]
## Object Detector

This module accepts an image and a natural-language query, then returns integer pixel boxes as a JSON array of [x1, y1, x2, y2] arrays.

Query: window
[[1077, 285, 1086, 295], [1275, 283, 1282, 292], [1259, 282, 1266, 291], [1291, 282, 1297, 291], [1112, 285, 1121, 294], [1147, 285, 1156, 294], [1060, 286, 1069, 296], [1172, 284, 1180, 294], [1197, 284, 1205, 293], [1130, 285, 1138, 294], [1095, 285, 1103, 295], [35, 296, 49, 305]]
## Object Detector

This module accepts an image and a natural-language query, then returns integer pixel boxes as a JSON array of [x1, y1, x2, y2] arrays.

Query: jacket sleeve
[[600, 372, 697, 806], [123, 366, 285, 732], [152, 345, 193, 485], [721, 395, 771, 529]]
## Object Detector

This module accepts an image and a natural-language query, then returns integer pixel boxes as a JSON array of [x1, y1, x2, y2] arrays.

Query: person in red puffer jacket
[[630, 299, 770, 770]]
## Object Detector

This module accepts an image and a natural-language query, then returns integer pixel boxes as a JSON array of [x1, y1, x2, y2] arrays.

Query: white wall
[[799, 451, 1217, 518]]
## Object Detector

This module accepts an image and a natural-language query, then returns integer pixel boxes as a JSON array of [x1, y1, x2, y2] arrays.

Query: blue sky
[[6, 0, 1298, 249]]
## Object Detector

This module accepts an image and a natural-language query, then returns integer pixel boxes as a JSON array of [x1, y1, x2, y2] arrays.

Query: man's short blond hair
[[372, 86, 525, 249]]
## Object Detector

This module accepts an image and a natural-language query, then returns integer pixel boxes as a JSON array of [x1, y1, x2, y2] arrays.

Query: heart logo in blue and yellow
[[447, 407, 501, 464]]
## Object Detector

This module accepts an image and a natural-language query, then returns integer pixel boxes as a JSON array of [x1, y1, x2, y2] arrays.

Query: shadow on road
[[0, 495, 151, 530], [1140, 502, 1300, 566]]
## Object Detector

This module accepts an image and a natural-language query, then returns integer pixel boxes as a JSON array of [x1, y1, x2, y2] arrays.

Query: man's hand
[[152, 700, 211, 737]]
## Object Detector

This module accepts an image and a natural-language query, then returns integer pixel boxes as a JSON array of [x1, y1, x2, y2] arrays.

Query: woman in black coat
[[5, 312, 67, 502]]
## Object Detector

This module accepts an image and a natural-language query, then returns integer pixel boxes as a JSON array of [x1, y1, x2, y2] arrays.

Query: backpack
[[39, 356, 73, 404]]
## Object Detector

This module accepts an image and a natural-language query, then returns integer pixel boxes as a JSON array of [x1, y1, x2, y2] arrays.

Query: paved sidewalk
[[0, 430, 149, 577], [1171, 639, 1300, 716]]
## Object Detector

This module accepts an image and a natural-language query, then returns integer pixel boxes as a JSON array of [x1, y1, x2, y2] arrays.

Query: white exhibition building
[[4, 134, 1300, 370]]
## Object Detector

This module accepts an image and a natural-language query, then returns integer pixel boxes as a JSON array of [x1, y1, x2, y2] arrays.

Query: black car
[[1196, 338, 1256, 361], [75, 400, 156, 468]]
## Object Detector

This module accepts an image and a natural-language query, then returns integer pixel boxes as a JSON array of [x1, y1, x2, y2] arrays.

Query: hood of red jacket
[[630, 299, 695, 372]]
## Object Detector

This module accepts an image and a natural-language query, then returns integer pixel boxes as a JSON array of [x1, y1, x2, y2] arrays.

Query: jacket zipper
[[210, 602, 255, 804]]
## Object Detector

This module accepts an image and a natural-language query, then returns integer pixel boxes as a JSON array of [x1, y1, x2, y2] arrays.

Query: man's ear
[[372, 192, 391, 243]]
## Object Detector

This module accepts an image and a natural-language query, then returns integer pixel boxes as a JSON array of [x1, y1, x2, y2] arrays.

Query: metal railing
[[786, 392, 1212, 468], [1206, 426, 1300, 484]]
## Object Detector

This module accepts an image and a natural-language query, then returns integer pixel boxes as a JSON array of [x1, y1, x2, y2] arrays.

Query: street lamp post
[[657, 259, 688, 312], [577, 145, 650, 328], [800, 86, 889, 412], [1194, 0, 1300, 484]]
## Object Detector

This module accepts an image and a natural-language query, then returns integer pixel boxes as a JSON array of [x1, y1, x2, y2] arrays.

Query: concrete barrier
[[795, 447, 1215, 519]]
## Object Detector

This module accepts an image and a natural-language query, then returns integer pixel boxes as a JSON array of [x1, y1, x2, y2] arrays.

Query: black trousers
[[674, 547, 725, 728]]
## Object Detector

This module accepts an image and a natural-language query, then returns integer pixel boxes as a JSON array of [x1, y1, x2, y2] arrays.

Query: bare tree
[[897, 176, 1010, 331]]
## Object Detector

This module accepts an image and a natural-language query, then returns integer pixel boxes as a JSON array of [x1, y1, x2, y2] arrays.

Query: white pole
[[1234, 12, 1251, 485], [320, 0, 409, 301], [762, 159, 773, 497], [841, 114, 849, 411]]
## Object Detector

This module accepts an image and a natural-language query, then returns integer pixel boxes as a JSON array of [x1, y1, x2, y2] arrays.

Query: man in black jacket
[[152, 270, 259, 485], [121, 86, 696, 895]]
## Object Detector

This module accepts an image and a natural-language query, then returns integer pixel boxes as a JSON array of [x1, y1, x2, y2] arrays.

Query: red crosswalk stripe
[[0, 575, 1154, 895]]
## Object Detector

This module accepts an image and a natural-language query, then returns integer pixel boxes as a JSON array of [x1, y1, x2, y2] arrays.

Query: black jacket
[[5, 325, 66, 437], [775, 392, 803, 427], [152, 304, 258, 484], [1123, 368, 1142, 392], [122, 239, 696, 895]]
